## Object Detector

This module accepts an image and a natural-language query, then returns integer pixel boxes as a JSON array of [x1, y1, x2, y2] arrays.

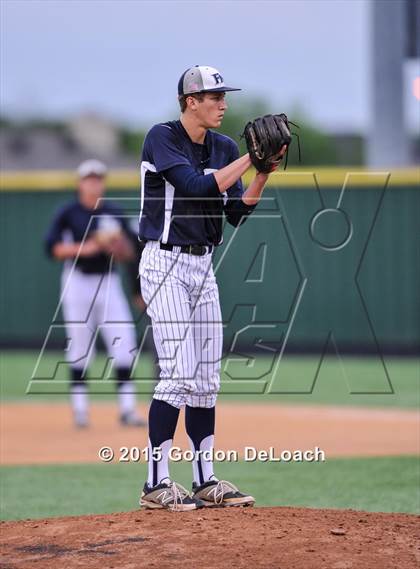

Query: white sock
[[188, 434, 216, 485], [147, 438, 173, 487], [118, 381, 137, 416], [70, 384, 88, 419]]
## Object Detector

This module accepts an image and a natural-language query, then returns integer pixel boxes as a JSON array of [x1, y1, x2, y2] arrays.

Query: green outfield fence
[[1, 168, 419, 354]]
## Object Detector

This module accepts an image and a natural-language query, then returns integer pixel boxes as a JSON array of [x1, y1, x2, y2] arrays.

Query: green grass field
[[1, 457, 418, 521], [1, 351, 419, 521], [1, 350, 419, 408]]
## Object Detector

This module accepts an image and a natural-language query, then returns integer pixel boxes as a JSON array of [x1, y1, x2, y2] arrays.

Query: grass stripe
[[1, 456, 418, 520]]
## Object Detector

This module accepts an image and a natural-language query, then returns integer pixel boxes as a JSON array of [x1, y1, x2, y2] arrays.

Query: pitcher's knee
[[153, 378, 197, 408], [186, 392, 218, 408]]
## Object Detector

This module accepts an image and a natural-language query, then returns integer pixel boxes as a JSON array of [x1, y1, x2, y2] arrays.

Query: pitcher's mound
[[1, 506, 418, 569]]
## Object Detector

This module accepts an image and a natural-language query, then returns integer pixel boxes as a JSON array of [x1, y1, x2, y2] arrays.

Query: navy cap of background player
[[178, 65, 241, 96], [77, 159, 108, 179]]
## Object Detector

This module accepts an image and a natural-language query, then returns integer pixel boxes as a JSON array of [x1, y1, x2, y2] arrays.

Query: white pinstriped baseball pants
[[60, 267, 137, 373], [139, 241, 223, 408]]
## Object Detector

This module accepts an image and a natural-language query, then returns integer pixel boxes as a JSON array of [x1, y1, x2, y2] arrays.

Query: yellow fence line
[[0, 167, 419, 191]]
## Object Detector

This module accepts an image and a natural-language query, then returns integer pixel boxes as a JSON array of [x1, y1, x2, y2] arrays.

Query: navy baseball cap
[[178, 65, 241, 96]]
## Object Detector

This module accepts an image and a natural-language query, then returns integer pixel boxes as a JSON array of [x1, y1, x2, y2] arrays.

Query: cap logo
[[212, 72, 223, 85]]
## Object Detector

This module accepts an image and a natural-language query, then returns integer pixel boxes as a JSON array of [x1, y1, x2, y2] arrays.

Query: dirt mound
[[1, 506, 418, 569]]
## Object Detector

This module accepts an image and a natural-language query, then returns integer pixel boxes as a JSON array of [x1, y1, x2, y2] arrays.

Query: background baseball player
[[45, 159, 146, 428], [138, 65, 287, 510]]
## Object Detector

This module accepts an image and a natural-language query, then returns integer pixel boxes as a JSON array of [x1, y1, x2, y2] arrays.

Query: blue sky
[[1, 0, 417, 133]]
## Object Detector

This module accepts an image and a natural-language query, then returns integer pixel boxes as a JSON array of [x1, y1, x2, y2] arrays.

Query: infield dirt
[[2, 402, 419, 464]]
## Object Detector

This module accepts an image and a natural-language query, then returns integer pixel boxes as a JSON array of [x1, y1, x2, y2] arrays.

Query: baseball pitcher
[[138, 66, 290, 510]]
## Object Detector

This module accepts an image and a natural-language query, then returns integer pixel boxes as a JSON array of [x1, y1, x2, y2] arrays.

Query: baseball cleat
[[74, 412, 89, 429], [140, 481, 202, 511], [192, 479, 255, 508], [119, 412, 147, 427]]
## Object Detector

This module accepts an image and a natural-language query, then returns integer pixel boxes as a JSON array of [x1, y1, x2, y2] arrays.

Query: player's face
[[196, 92, 228, 129], [78, 175, 106, 209]]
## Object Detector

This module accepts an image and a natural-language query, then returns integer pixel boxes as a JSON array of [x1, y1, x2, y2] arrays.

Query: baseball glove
[[94, 215, 122, 247], [242, 114, 294, 174]]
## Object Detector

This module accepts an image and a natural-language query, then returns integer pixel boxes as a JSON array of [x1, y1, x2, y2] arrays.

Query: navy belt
[[159, 243, 213, 256]]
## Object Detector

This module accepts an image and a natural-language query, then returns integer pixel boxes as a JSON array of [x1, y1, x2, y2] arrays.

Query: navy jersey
[[139, 120, 256, 246], [45, 200, 133, 274]]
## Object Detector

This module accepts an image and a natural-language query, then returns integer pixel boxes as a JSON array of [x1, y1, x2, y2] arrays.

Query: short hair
[[178, 92, 205, 113]]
